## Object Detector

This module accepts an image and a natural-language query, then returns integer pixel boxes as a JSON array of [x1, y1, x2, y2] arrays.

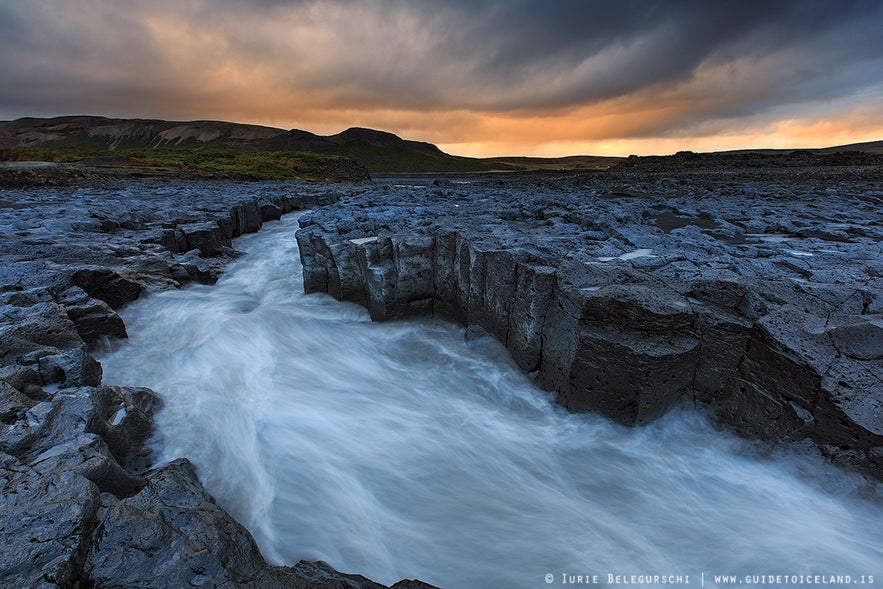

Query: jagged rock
[[178, 250, 224, 284], [37, 347, 102, 387], [0, 451, 100, 589], [84, 459, 419, 589], [0, 387, 155, 488], [71, 268, 142, 310], [0, 301, 82, 356], [0, 365, 41, 393], [87, 386, 161, 472], [180, 221, 230, 257], [83, 458, 270, 587], [0, 385, 162, 587], [0, 380, 36, 423], [258, 198, 283, 222], [0, 298, 103, 388], [58, 286, 128, 345], [161, 227, 187, 253]]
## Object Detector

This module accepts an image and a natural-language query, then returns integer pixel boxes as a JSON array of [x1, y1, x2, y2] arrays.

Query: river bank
[[299, 162, 883, 479], [1, 158, 882, 586], [0, 179, 434, 588]]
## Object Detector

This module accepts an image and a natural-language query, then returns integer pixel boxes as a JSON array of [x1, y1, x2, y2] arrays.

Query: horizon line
[[2, 112, 881, 160]]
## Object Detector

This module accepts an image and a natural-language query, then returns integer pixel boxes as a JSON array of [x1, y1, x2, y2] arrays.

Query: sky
[[1, 0, 882, 157]]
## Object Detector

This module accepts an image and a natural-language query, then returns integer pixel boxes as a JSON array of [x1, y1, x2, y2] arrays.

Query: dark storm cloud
[[0, 0, 881, 152], [402, 0, 883, 109]]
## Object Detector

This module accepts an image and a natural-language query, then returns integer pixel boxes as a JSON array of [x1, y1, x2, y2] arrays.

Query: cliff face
[[296, 169, 883, 479]]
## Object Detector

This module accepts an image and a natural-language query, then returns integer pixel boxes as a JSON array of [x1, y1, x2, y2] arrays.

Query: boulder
[[71, 268, 142, 310], [58, 286, 128, 345], [180, 221, 229, 257]]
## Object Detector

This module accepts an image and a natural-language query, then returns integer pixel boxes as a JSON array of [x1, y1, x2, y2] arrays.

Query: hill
[[0, 116, 509, 174], [2, 116, 880, 176], [261, 127, 500, 173], [0, 115, 284, 150]]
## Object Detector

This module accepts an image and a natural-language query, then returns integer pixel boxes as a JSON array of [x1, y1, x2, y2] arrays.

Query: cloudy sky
[[1, 0, 882, 156]]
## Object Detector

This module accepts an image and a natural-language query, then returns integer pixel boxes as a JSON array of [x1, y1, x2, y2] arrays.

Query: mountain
[[0, 116, 506, 173]]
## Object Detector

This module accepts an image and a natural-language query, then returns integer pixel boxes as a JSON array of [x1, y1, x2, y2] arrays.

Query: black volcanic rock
[[295, 164, 883, 479], [85, 457, 428, 588]]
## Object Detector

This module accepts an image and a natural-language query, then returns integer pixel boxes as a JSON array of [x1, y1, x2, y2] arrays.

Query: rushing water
[[98, 213, 882, 589]]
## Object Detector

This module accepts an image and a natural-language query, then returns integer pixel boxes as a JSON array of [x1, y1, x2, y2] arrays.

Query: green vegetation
[[0, 147, 361, 180], [0, 146, 98, 163]]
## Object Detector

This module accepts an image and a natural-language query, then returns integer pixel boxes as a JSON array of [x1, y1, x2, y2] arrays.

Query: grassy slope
[[2, 133, 506, 175], [0, 146, 362, 181]]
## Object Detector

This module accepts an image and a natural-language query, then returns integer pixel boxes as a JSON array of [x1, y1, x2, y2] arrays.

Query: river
[[98, 213, 882, 589]]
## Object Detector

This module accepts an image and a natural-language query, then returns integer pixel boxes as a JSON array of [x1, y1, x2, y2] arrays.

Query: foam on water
[[99, 213, 882, 589], [598, 248, 657, 262]]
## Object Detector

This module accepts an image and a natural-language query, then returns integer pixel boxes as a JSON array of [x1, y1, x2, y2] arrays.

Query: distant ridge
[[815, 140, 883, 154], [0, 115, 284, 150], [696, 139, 883, 157], [1, 115, 881, 173], [0, 116, 506, 173], [481, 154, 625, 170]]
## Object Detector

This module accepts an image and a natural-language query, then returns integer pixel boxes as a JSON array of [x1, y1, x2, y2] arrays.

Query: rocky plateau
[[1, 151, 882, 587], [300, 156, 883, 479]]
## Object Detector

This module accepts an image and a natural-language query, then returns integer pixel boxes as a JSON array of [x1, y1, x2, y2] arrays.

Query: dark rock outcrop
[[296, 168, 883, 479], [84, 457, 442, 589]]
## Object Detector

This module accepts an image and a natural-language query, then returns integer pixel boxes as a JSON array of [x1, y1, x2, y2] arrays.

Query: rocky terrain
[[297, 156, 883, 479], [2, 151, 882, 587], [0, 179, 437, 588]]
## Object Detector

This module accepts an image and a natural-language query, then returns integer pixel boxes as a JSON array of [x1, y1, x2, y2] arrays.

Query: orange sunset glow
[[1, 1, 882, 156]]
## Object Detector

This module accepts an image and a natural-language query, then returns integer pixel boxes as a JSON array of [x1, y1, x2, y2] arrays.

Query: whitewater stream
[[98, 213, 882, 588]]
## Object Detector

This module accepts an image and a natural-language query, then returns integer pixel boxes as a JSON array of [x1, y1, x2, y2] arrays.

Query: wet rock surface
[[0, 179, 438, 588], [299, 162, 883, 479]]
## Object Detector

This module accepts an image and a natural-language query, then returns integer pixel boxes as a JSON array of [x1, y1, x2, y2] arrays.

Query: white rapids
[[99, 213, 882, 589]]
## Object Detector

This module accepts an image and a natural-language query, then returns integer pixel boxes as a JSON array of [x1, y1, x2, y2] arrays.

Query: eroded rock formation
[[296, 168, 883, 478]]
